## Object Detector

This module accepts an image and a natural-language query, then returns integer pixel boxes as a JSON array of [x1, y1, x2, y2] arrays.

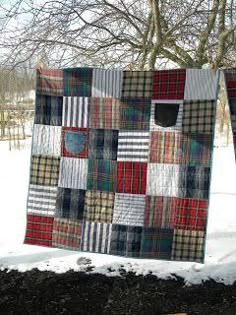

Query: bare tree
[[0, 0, 235, 69]]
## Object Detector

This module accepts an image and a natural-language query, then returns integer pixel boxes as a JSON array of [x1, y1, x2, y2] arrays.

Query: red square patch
[[25, 215, 54, 246]]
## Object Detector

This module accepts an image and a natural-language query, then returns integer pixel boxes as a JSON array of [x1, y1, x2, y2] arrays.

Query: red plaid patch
[[62, 127, 89, 158], [37, 69, 63, 96], [25, 215, 54, 246], [225, 71, 236, 98], [152, 69, 186, 99], [175, 198, 207, 231], [117, 162, 147, 194]]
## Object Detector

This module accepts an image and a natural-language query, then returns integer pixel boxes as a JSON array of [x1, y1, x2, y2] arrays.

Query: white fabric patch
[[62, 97, 90, 127]]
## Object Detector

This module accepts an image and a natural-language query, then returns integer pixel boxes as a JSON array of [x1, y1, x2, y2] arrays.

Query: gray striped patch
[[62, 97, 90, 127]]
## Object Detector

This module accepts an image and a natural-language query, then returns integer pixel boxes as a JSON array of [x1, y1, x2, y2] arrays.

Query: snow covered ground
[[0, 136, 236, 285]]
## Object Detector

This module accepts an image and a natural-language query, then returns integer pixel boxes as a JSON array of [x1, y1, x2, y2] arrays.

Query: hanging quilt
[[25, 68, 219, 263]]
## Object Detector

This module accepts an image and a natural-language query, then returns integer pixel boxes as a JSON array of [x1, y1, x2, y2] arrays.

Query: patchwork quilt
[[25, 68, 219, 263]]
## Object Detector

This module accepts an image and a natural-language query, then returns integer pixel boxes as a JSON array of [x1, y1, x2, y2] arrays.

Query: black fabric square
[[154, 103, 179, 127], [35, 95, 63, 126], [126, 226, 142, 258], [110, 224, 127, 256]]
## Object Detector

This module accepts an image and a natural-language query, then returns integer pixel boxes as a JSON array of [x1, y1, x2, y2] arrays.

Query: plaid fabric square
[[62, 97, 90, 128], [140, 228, 173, 259], [91, 68, 123, 98], [175, 198, 207, 231], [35, 95, 63, 126], [83, 190, 115, 223], [120, 98, 151, 130], [55, 187, 85, 220], [150, 131, 182, 164], [81, 221, 112, 253], [58, 158, 88, 190], [87, 159, 117, 192], [30, 156, 60, 187], [109, 224, 127, 256], [117, 131, 150, 162], [25, 215, 54, 246], [64, 68, 92, 96], [27, 184, 57, 217], [182, 100, 216, 134], [179, 166, 210, 199], [150, 101, 183, 131], [89, 98, 120, 129], [184, 69, 218, 100], [224, 69, 236, 98], [37, 69, 63, 96], [152, 69, 186, 99], [113, 193, 145, 226], [88, 129, 118, 160], [171, 229, 205, 263], [146, 163, 181, 197], [52, 218, 82, 250], [126, 226, 142, 258], [62, 127, 89, 158], [32, 125, 62, 157], [122, 71, 153, 98], [117, 162, 147, 195], [144, 196, 177, 229]]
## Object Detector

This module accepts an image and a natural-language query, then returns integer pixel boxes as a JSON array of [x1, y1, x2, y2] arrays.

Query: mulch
[[0, 268, 236, 315]]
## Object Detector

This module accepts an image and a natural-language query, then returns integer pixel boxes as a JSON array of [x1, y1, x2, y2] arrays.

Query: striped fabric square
[[81, 221, 112, 254], [25, 215, 54, 247], [35, 95, 63, 126], [144, 196, 177, 229], [117, 162, 147, 195], [58, 158, 88, 190], [55, 188, 85, 220], [171, 229, 205, 263], [140, 228, 174, 259], [120, 98, 151, 130], [37, 69, 63, 96], [182, 100, 216, 134], [122, 71, 153, 98], [175, 198, 207, 231], [83, 190, 115, 223], [88, 129, 118, 160], [150, 100, 183, 131], [146, 163, 182, 197], [152, 69, 186, 100], [64, 68, 92, 96], [27, 184, 57, 217], [150, 131, 182, 164], [62, 127, 89, 158], [30, 156, 60, 187], [32, 125, 62, 157], [113, 193, 145, 226], [89, 98, 120, 129], [62, 97, 90, 128], [184, 69, 218, 100], [52, 218, 82, 250], [87, 159, 117, 192], [109, 224, 127, 256], [91, 68, 122, 98], [224, 69, 236, 98]]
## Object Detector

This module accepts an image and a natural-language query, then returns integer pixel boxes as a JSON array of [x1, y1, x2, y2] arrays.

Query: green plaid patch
[[30, 156, 60, 186], [64, 68, 92, 96], [122, 71, 153, 98]]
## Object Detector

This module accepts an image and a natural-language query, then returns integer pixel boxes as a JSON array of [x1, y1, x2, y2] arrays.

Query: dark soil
[[0, 268, 236, 315]]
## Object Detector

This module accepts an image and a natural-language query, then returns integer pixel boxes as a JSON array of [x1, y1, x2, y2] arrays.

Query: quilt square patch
[[122, 71, 153, 98], [52, 218, 82, 250], [225, 70, 236, 98], [171, 229, 205, 263], [109, 224, 127, 256], [64, 68, 92, 97], [126, 226, 142, 258], [62, 97, 90, 128], [83, 190, 115, 223], [89, 98, 120, 129], [175, 198, 207, 231], [152, 69, 186, 100], [182, 100, 216, 134], [62, 127, 89, 158], [25, 215, 54, 247], [117, 131, 150, 162], [55, 187, 85, 220], [35, 95, 63, 126], [81, 221, 112, 253], [30, 156, 60, 187], [117, 162, 147, 195], [144, 196, 177, 229], [113, 193, 145, 226], [91, 69, 122, 98], [37, 69, 63, 97], [87, 159, 117, 192], [88, 129, 118, 160], [140, 228, 173, 259], [120, 98, 151, 130]]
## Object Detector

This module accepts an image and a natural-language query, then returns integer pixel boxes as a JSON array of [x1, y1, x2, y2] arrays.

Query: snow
[[0, 135, 236, 285]]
